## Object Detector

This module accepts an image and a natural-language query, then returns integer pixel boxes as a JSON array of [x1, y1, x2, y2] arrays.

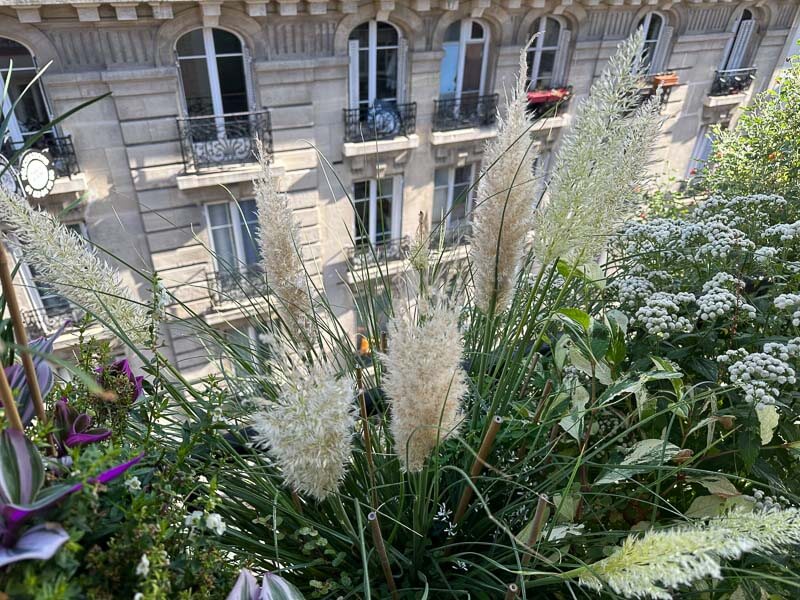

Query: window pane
[[376, 22, 398, 47], [354, 197, 370, 245], [238, 200, 260, 266], [176, 30, 206, 57], [434, 168, 449, 188], [439, 42, 460, 97], [354, 180, 370, 200], [0, 38, 34, 70], [537, 50, 556, 85], [444, 22, 461, 43], [211, 227, 237, 266], [376, 196, 392, 243], [543, 18, 561, 47], [179, 58, 214, 116], [471, 22, 484, 40], [216, 55, 248, 114], [454, 165, 472, 186], [358, 48, 369, 107], [5, 71, 49, 134], [375, 48, 397, 101], [646, 14, 663, 42], [462, 43, 484, 93], [349, 23, 371, 47], [432, 186, 448, 225], [212, 29, 242, 54], [207, 203, 232, 227]]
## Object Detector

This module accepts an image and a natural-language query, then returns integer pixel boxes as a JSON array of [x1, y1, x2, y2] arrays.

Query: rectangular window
[[353, 177, 400, 247], [206, 199, 260, 270], [223, 324, 269, 377], [432, 165, 475, 237]]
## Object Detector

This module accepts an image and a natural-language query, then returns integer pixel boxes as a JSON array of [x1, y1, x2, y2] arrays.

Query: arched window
[[439, 20, 489, 100], [348, 21, 403, 110], [721, 10, 755, 71], [527, 17, 570, 91], [636, 13, 672, 75], [176, 28, 249, 118], [0, 38, 52, 148]]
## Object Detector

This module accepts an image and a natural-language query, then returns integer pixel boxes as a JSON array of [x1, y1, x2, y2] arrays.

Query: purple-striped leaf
[[0, 523, 69, 567], [0, 429, 43, 506], [226, 569, 260, 600]]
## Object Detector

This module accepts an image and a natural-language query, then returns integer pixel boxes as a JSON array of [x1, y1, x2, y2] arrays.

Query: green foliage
[[703, 55, 800, 201]]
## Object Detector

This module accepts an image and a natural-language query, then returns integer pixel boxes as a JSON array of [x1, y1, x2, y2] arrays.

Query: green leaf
[[596, 439, 681, 485], [685, 495, 724, 518], [757, 405, 780, 445], [692, 476, 740, 498], [557, 307, 591, 332]]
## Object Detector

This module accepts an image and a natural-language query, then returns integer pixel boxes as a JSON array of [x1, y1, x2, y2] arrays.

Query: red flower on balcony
[[526, 87, 571, 105]]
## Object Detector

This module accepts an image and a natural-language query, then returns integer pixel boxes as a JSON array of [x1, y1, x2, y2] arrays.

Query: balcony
[[177, 110, 272, 173], [709, 68, 756, 97], [430, 223, 471, 249], [527, 87, 572, 119], [206, 264, 267, 307], [346, 237, 410, 270], [2, 133, 80, 179], [343, 102, 416, 143], [433, 94, 498, 132], [22, 305, 83, 339]]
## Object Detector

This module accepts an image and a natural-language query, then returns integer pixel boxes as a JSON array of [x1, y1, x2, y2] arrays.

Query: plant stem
[[369, 511, 398, 600], [522, 494, 549, 567], [454, 415, 503, 523], [0, 242, 45, 423], [0, 362, 23, 431]]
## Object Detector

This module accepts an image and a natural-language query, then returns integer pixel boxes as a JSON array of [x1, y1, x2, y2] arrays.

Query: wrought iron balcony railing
[[177, 110, 273, 173], [22, 306, 83, 339], [432, 94, 498, 132], [346, 237, 410, 269], [206, 264, 267, 306], [709, 68, 757, 97], [2, 133, 80, 179], [343, 102, 417, 143], [429, 223, 472, 249]]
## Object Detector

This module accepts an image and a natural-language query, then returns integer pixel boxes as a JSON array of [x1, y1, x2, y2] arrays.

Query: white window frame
[[444, 20, 490, 99], [204, 199, 259, 272], [0, 39, 53, 146], [720, 10, 756, 71], [353, 177, 403, 246], [434, 164, 476, 230], [527, 17, 567, 91], [348, 21, 401, 109], [635, 12, 670, 75]]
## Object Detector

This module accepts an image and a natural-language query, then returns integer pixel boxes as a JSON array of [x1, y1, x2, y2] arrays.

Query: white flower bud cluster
[[618, 219, 686, 261], [718, 339, 800, 407], [774, 294, 800, 326], [696, 273, 756, 322], [755, 246, 778, 263], [764, 220, 800, 242], [612, 276, 655, 308], [692, 218, 755, 260], [634, 292, 694, 338], [693, 194, 785, 230]]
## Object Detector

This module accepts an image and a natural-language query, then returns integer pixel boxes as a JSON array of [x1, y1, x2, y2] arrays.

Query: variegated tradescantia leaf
[[226, 569, 305, 600]]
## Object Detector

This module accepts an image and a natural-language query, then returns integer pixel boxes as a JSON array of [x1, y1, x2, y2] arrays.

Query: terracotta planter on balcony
[[526, 87, 571, 104], [651, 72, 679, 88]]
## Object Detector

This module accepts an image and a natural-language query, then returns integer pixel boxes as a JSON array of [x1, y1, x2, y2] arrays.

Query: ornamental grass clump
[[533, 29, 662, 266], [381, 303, 467, 471], [0, 189, 150, 343], [468, 43, 536, 313], [250, 355, 356, 501]]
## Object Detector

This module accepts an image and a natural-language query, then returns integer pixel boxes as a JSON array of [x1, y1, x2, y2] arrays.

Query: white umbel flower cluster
[[764, 220, 800, 242], [469, 44, 536, 313], [718, 339, 800, 407], [253, 140, 314, 330], [533, 30, 662, 266], [754, 245, 778, 263], [691, 218, 755, 261], [0, 189, 150, 343], [774, 293, 800, 326], [692, 194, 785, 231], [695, 272, 756, 322], [633, 292, 694, 338], [381, 304, 468, 472], [612, 276, 655, 309], [251, 359, 356, 500]]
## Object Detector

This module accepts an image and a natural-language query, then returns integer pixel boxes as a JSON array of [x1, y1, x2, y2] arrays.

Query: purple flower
[[53, 398, 111, 456], [96, 358, 144, 402]]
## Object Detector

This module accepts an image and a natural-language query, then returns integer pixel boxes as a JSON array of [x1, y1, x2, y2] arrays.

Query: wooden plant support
[[454, 415, 504, 523]]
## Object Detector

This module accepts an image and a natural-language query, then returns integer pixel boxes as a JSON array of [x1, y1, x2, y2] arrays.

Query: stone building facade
[[0, 0, 797, 379]]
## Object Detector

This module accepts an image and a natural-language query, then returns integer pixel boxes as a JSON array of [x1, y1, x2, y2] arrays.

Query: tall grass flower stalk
[[469, 44, 537, 313], [250, 354, 356, 501], [254, 140, 314, 332], [381, 304, 467, 471], [0, 188, 150, 343], [533, 29, 662, 266]]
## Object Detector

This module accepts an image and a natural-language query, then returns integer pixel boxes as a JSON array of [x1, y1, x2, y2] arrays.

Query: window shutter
[[392, 176, 404, 240], [649, 25, 673, 75], [348, 39, 360, 109], [551, 29, 571, 88], [242, 44, 257, 112], [724, 20, 755, 71], [397, 37, 408, 104]]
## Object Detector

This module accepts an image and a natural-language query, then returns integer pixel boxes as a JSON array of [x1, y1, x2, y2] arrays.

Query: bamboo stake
[[521, 494, 549, 567], [0, 361, 23, 431], [531, 379, 553, 424], [0, 242, 45, 423], [368, 511, 398, 600], [454, 415, 503, 523], [504, 583, 519, 600]]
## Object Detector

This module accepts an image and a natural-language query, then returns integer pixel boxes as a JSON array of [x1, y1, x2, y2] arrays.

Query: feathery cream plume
[[0, 189, 150, 343], [251, 355, 356, 501], [253, 140, 313, 330], [578, 508, 800, 599], [533, 30, 662, 266], [469, 43, 538, 313], [381, 304, 467, 472]]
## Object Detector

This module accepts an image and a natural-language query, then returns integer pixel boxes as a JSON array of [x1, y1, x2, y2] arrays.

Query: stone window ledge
[[343, 134, 419, 158], [703, 93, 747, 109], [176, 164, 285, 191], [430, 126, 497, 146], [51, 173, 88, 196]]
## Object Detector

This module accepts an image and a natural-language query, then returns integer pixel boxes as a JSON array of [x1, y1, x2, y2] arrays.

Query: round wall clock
[[19, 150, 56, 199]]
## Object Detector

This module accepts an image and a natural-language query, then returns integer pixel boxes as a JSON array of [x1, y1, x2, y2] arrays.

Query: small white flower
[[205, 512, 226, 535], [135, 554, 150, 578], [125, 476, 142, 493], [133, 594, 144, 600], [184, 510, 203, 528]]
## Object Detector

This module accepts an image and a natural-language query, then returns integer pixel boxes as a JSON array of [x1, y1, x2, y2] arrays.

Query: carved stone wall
[[48, 27, 157, 70]]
